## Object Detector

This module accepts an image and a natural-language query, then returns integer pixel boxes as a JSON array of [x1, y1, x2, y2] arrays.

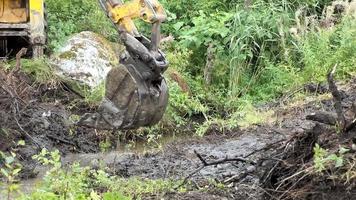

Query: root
[[177, 150, 255, 188], [0, 48, 42, 149], [262, 67, 356, 199], [307, 64, 356, 139], [177, 139, 285, 189], [327, 64, 346, 129]]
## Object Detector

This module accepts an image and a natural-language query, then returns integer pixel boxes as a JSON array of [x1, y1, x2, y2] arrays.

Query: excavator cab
[[0, 0, 46, 58]]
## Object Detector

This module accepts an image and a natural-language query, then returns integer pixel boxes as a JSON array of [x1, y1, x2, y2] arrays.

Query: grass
[[4, 58, 59, 86]]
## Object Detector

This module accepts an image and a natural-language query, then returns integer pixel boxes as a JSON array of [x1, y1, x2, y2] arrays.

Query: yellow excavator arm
[[105, 0, 166, 36], [78, 0, 169, 130]]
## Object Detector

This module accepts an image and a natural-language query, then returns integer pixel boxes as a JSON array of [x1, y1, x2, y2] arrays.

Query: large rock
[[51, 31, 124, 89]]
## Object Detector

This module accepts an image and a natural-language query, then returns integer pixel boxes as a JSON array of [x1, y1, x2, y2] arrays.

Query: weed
[[20, 149, 185, 199], [83, 82, 106, 107], [313, 144, 349, 173], [8, 58, 59, 86], [0, 151, 22, 200]]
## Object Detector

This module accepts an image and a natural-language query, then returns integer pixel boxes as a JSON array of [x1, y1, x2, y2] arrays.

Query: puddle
[[115, 132, 193, 154]]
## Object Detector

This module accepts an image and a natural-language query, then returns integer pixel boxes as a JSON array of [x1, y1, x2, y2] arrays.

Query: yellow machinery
[[0, 0, 46, 58], [0, 0, 169, 130], [78, 0, 169, 130]]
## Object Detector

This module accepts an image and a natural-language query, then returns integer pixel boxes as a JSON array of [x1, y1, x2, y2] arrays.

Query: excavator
[[0, 0, 46, 57], [0, 0, 169, 130]]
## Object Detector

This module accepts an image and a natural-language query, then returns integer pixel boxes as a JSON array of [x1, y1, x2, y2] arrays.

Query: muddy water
[[62, 129, 283, 181], [5, 129, 285, 199], [115, 132, 192, 154]]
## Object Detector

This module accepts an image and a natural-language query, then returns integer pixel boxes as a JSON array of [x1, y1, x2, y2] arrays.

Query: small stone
[[352, 144, 356, 151], [246, 166, 256, 173]]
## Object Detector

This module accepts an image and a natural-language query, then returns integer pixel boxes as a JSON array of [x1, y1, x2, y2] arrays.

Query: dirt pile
[[1, 50, 355, 199], [261, 73, 356, 199], [0, 50, 102, 178]]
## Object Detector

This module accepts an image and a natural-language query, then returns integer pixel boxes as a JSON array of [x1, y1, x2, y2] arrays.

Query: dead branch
[[176, 150, 255, 188], [0, 48, 42, 149], [243, 139, 286, 158], [309, 65, 356, 134], [46, 134, 76, 146], [344, 118, 356, 133], [327, 64, 346, 129], [224, 166, 256, 184], [345, 102, 356, 132], [15, 48, 27, 72]]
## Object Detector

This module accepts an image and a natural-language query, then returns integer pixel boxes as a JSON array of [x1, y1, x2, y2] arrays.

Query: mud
[[1, 62, 356, 199], [0, 66, 101, 179], [62, 128, 283, 180]]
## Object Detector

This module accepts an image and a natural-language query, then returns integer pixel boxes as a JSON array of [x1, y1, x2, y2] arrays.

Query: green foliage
[[313, 144, 349, 172], [42, 0, 355, 135], [16, 149, 183, 200], [83, 82, 106, 106], [46, 0, 117, 50], [179, 11, 232, 49], [300, 17, 356, 82], [5, 58, 58, 85], [0, 151, 22, 200], [166, 80, 208, 126], [228, 1, 296, 98]]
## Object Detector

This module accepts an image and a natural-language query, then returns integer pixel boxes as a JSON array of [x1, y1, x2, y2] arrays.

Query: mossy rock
[[51, 31, 125, 95]]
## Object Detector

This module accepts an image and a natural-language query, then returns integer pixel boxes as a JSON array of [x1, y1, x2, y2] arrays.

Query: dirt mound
[[261, 74, 356, 199], [1, 50, 356, 199], [0, 51, 102, 178]]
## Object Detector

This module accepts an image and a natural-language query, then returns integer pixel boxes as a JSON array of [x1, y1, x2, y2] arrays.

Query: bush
[[46, 0, 117, 50], [300, 17, 356, 82]]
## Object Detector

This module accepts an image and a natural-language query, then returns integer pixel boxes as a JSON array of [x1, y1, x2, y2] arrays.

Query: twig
[[14, 116, 42, 149], [176, 151, 255, 188], [15, 48, 27, 73], [194, 150, 208, 166], [223, 166, 256, 184], [3, 84, 42, 149], [277, 172, 310, 200], [243, 139, 285, 158], [46, 135, 76, 146], [194, 151, 256, 166], [275, 166, 311, 191]]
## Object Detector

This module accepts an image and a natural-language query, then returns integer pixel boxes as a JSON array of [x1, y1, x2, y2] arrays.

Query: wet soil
[[1, 65, 356, 199]]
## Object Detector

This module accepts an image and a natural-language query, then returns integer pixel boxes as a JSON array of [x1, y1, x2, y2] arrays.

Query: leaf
[[173, 22, 184, 31], [13, 168, 22, 176], [5, 156, 14, 164], [327, 154, 344, 168], [335, 157, 344, 168], [90, 190, 101, 200], [1, 168, 9, 177], [9, 184, 20, 192], [103, 192, 131, 200], [339, 146, 350, 154], [17, 140, 26, 146]]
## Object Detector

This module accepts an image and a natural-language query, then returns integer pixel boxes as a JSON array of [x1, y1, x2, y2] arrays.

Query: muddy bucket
[[78, 60, 169, 130]]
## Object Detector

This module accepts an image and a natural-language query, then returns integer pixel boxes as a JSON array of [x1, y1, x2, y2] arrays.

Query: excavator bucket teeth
[[78, 61, 169, 130]]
